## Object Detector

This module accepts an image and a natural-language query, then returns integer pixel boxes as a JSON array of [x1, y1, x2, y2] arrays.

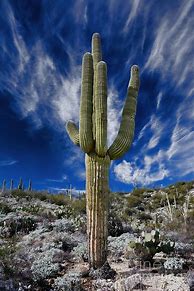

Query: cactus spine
[[66, 33, 140, 269]]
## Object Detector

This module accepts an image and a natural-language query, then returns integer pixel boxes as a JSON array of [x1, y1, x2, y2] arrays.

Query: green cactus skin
[[66, 33, 140, 269]]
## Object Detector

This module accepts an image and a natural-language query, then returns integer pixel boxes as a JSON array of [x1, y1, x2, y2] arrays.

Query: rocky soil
[[0, 183, 194, 290]]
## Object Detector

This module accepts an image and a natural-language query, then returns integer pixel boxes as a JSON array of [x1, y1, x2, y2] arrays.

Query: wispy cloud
[[145, 0, 194, 94], [123, 0, 141, 33], [46, 175, 67, 183], [0, 160, 17, 166]]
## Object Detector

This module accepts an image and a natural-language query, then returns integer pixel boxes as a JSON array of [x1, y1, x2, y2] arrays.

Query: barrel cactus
[[66, 33, 140, 269]]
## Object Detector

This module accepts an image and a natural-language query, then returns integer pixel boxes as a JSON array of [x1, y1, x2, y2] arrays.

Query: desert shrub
[[48, 194, 70, 206], [1, 216, 37, 237], [20, 205, 42, 215], [150, 192, 165, 209], [137, 212, 152, 221], [71, 198, 86, 216], [0, 202, 12, 214], [0, 239, 18, 278], [126, 195, 142, 208], [11, 189, 28, 199], [131, 188, 153, 197], [108, 212, 123, 237]]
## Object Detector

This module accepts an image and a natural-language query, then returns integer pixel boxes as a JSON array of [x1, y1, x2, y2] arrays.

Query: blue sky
[[0, 0, 194, 193]]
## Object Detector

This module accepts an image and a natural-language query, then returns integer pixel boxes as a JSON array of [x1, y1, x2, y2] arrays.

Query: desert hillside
[[0, 181, 194, 290]]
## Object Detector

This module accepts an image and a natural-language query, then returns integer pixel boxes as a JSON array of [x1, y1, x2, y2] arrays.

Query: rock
[[114, 274, 142, 291], [187, 271, 194, 291], [89, 261, 116, 280], [93, 278, 115, 291]]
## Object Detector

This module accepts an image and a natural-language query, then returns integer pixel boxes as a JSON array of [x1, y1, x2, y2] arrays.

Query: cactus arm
[[79, 53, 94, 153], [66, 121, 80, 145], [92, 33, 102, 67], [95, 61, 108, 156], [108, 65, 140, 160], [92, 33, 102, 141]]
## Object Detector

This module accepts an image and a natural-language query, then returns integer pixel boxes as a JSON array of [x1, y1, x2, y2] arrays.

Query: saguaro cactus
[[18, 178, 23, 190], [28, 179, 32, 191], [66, 33, 140, 269], [10, 179, 14, 190], [2, 179, 6, 192]]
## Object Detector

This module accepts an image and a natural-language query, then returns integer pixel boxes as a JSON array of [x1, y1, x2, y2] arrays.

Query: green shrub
[[0, 202, 12, 214], [71, 198, 86, 216], [126, 195, 142, 208]]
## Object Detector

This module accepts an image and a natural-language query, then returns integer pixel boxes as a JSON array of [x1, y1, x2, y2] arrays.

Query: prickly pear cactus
[[66, 33, 140, 269], [129, 230, 175, 263]]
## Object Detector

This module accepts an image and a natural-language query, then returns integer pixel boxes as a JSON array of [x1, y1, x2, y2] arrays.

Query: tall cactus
[[66, 33, 140, 269]]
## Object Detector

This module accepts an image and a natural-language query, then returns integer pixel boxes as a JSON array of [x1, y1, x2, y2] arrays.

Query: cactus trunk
[[86, 153, 110, 268]]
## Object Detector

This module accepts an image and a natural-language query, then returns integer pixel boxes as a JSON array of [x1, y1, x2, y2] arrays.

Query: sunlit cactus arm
[[92, 33, 102, 68], [66, 121, 79, 145], [95, 61, 107, 156], [92, 33, 102, 141], [108, 65, 140, 160], [79, 52, 94, 153]]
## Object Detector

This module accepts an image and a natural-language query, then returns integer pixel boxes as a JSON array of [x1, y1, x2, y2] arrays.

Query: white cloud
[[156, 92, 162, 110], [107, 85, 122, 146], [0, 160, 17, 166], [114, 158, 168, 186], [145, 0, 194, 93], [123, 0, 141, 33]]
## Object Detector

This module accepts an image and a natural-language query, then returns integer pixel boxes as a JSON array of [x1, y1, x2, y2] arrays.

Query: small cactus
[[28, 179, 32, 191], [10, 179, 14, 190], [2, 179, 6, 192], [129, 230, 175, 263], [18, 178, 23, 190]]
